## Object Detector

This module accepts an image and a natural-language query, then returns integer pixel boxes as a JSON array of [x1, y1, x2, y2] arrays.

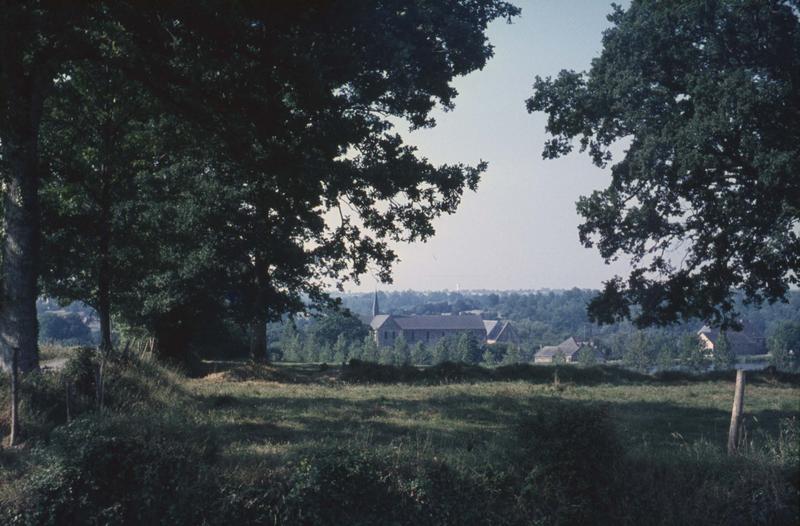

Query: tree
[[1, 1, 521, 371], [680, 334, 707, 372], [576, 346, 597, 366], [713, 331, 736, 370], [481, 348, 499, 366], [623, 332, 652, 373], [767, 321, 800, 370], [432, 337, 453, 364], [411, 342, 430, 366], [307, 311, 369, 348], [501, 343, 522, 365], [332, 335, 349, 364], [394, 335, 410, 366], [527, 0, 800, 329], [361, 335, 380, 363], [39, 65, 157, 354], [38, 313, 91, 344], [455, 333, 481, 364]]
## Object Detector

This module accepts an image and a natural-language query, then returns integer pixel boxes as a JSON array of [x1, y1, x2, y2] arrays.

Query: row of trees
[[278, 326, 527, 367]]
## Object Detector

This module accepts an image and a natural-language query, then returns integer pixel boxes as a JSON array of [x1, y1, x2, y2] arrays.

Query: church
[[366, 292, 516, 347]]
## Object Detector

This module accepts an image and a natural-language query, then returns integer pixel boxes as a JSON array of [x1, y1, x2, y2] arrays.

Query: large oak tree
[[527, 0, 800, 328]]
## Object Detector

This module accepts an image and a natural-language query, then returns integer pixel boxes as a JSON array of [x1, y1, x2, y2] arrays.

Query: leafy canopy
[[527, 0, 800, 328]]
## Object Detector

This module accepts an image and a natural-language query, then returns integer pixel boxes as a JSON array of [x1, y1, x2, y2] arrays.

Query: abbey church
[[366, 292, 517, 347]]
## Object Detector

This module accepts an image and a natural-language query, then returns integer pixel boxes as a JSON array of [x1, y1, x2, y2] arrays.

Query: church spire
[[372, 288, 380, 317]]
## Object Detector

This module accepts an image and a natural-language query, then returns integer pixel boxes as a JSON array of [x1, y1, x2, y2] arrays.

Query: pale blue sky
[[347, 0, 632, 293]]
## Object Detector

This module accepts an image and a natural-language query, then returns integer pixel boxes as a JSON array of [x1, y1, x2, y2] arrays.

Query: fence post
[[727, 369, 746, 455]]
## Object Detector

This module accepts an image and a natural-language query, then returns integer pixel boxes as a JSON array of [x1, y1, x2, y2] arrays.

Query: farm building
[[697, 324, 766, 356], [534, 337, 603, 364]]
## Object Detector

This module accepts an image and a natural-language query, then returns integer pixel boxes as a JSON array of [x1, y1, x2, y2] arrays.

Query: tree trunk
[[727, 369, 746, 455], [0, 90, 43, 373], [97, 157, 113, 355], [249, 253, 270, 363], [153, 315, 193, 364], [9, 345, 20, 446], [249, 316, 268, 362]]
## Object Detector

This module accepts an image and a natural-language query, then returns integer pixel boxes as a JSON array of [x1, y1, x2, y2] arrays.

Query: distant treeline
[[268, 289, 800, 371]]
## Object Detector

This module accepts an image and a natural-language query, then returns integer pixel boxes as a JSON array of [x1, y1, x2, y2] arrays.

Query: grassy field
[[193, 363, 799, 474], [1, 356, 799, 524]]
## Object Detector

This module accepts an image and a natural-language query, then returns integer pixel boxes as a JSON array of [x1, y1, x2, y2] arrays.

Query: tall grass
[[0, 355, 797, 524]]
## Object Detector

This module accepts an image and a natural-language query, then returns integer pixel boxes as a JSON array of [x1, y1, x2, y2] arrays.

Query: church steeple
[[372, 289, 380, 317]]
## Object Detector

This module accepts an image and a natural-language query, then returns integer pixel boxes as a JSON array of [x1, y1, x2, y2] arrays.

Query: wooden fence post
[[727, 369, 746, 455]]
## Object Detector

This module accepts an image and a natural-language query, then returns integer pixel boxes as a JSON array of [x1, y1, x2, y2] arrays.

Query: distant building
[[534, 337, 603, 364], [368, 291, 516, 347], [483, 320, 517, 344], [697, 323, 766, 356]]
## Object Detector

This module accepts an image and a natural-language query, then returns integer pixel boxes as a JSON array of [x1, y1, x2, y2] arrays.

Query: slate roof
[[370, 314, 392, 330], [484, 320, 510, 341], [392, 314, 485, 330]]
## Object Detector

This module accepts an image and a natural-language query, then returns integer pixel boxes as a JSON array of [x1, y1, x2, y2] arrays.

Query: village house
[[367, 292, 517, 347], [697, 323, 766, 356], [534, 337, 603, 364]]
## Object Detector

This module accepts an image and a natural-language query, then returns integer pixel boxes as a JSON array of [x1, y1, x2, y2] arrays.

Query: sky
[[345, 0, 632, 293]]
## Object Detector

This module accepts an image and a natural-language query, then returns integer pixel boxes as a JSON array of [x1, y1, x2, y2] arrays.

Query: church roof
[[370, 314, 392, 330], [370, 314, 485, 331], [393, 314, 485, 330]]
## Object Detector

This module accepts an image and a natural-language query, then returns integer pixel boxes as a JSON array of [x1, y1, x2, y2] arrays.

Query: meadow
[[1, 355, 798, 525]]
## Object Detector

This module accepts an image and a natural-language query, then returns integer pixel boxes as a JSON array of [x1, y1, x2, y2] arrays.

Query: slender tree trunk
[[727, 369, 746, 455], [9, 345, 20, 446], [249, 254, 269, 362], [97, 146, 113, 355], [0, 80, 44, 373]]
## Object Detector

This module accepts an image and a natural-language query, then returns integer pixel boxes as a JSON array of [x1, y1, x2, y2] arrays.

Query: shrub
[[4, 418, 218, 526], [517, 400, 621, 525]]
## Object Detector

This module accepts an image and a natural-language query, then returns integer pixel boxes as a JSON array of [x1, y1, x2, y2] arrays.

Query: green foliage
[[308, 311, 369, 348], [517, 401, 620, 524], [410, 342, 431, 365], [501, 343, 522, 365], [680, 334, 707, 371], [455, 333, 482, 365], [7, 418, 217, 526], [481, 349, 498, 366], [332, 335, 349, 364], [38, 312, 91, 344], [527, 0, 800, 328], [2, 358, 798, 525], [360, 335, 380, 363], [393, 335, 411, 366], [768, 321, 800, 371], [432, 336, 456, 364], [623, 331, 653, 372], [576, 346, 597, 366], [713, 331, 736, 370]]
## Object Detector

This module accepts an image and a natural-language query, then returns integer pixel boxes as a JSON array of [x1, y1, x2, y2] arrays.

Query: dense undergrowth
[[0, 353, 798, 525]]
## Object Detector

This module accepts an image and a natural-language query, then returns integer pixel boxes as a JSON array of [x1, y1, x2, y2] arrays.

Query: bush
[[516, 400, 620, 525], [4, 418, 218, 525]]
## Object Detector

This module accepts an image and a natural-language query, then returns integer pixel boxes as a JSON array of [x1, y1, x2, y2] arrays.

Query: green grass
[[191, 366, 799, 474], [1, 357, 798, 524]]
